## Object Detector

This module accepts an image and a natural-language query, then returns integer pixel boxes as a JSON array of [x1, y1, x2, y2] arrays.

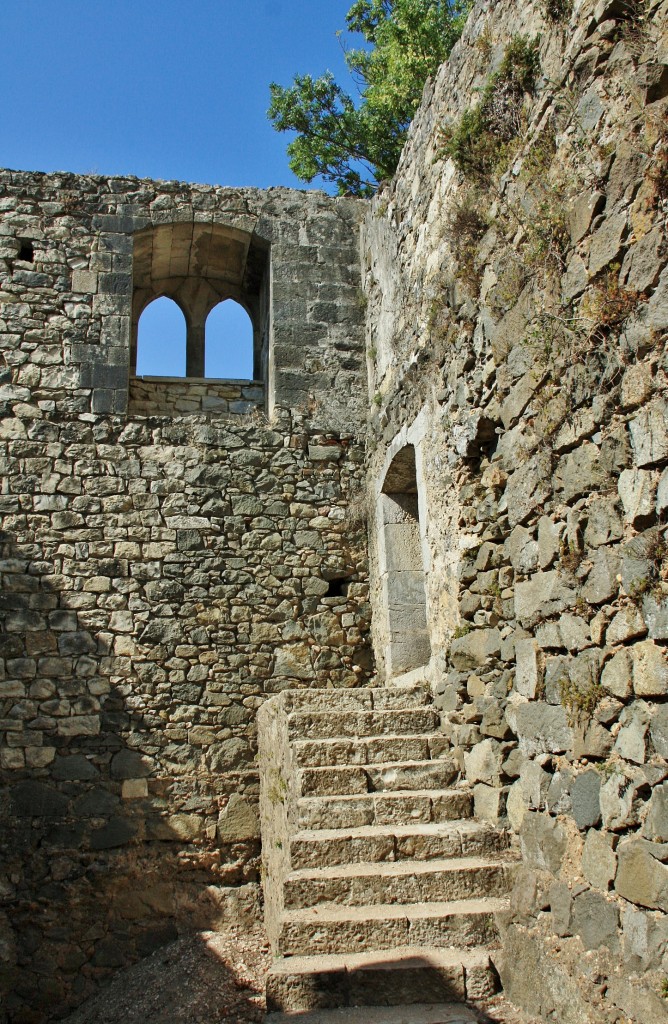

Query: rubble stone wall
[[363, 0, 668, 1019], [0, 173, 371, 1021]]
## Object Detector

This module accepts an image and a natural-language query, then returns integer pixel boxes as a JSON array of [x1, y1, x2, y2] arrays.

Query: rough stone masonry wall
[[363, 0, 668, 1020], [0, 173, 371, 1023]]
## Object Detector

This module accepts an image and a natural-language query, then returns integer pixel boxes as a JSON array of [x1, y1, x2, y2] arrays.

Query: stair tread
[[301, 760, 455, 772], [298, 788, 467, 804], [267, 944, 495, 975], [287, 855, 516, 882], [282, 896, 509, 923], [265, 1005, 479, 1024], [292, 819, 499, 842], [294, 734, 445, 745]]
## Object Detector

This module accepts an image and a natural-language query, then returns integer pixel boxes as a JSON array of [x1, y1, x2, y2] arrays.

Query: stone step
[[266, 946, 497, 1013], [277, 897, 506, 957], [281, 686, 432, 714], [293, 734, 450, 768], [299, 760, 460, 797], [290, 820, 511, 870], [288, 708, 441, 742], [283, 856, 516, 910], [298, 789, 473, 831], [266, 1005, 481, 1024]]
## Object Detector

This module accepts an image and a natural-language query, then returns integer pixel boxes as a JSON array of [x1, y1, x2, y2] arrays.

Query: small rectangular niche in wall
[[380, 445, 431, 676]]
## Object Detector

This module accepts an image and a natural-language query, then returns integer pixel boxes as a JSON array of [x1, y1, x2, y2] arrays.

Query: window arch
[[205, 300, 254, 380], [136, 297, 187, 377]]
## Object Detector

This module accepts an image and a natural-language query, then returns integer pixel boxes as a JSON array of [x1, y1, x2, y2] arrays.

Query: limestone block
[[449, 628, 501, 670], [614, 700, 651, 764], [642, 782, 668, 843], [473, 782, 507, 822], [629, 399, 668, 467], [71, 269, 98, 293], [642, 594, 668, 641], [571, 889, 619, 951], [537, 516, 562, 569], [515, 638, 542, 698], [559, 615, 591, 652], [217, 794, 260, 842], [588, 211, 627, 276], [504, 525, 539, 574], [504, 451, 552, 528], [583, 497, 623, 548], [581, 829, 617, 890], [601, 771, 645, 830], [616, 838, 668, 912], [464, 737, 503, 785], [581, 547, 620, 605], [554, 442, 608, 502], [621, 361, 653, 410], [515, 570, 576, 625], [569, 190, 604, 244], [506, 701, 571, 756], [618, 467, 657, 524], [571, 770, 601, 829], [606, 605, 647, 645], [507, 780, 529, 831], [273, 644, 313, 680], [632, 640, 668, 696], [651, 705, 668, 758], [657, 468, 668, 515], [520, 811, 567, 875]]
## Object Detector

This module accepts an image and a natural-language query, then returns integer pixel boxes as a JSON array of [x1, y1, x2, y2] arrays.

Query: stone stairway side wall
[[257, 693, 301, 949], [363, 0, 668, 1021]]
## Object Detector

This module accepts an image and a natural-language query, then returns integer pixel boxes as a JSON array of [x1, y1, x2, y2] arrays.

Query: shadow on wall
[[0, 528, 260, 1024]]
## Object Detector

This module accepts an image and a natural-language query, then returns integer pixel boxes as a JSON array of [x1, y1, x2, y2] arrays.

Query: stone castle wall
[[362, 0, 668, 1019], [0, 174, 371, 1021]]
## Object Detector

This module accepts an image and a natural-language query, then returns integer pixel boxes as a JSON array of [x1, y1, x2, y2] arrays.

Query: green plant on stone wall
[[559, 675, 604, 728], [439, 35, 541, 179], [542, 0, 571, 21], [629, 530, 668, 604], [446, 194, 491, 294]]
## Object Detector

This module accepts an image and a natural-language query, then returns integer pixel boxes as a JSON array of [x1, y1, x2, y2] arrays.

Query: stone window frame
[[130, 222, 270, 382]]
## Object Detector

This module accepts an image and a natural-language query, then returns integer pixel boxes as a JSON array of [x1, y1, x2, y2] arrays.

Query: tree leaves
[[268, 0, 472, 195]]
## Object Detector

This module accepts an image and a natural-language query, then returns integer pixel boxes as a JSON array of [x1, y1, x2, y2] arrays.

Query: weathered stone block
[[616, 838, 668, 911]]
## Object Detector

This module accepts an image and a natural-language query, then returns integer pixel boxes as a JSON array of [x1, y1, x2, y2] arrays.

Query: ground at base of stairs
[[266, 999, 542, 1024]]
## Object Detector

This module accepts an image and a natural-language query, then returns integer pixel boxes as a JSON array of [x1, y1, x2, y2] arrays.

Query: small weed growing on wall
[[543, 0, 571, 21], [629, 530, 668, 603], [559, 538, 585, 574], [447, 195, 491, 293], [373, 392, 383, 406], [661, 976, 668, 1000], [583, 265, 644, 337], [452, 623, 472, 639], [440, 36, 541, 180], [268, 768, 288, 806], [559, 675, 604, 727]]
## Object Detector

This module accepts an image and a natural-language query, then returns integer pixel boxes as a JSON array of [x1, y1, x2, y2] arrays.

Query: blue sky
[[2, 0, 354, 189], [2, 1, 358, 378]]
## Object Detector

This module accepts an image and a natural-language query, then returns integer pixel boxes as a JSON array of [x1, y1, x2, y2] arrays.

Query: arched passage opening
[[380, 445, 431, 677], [205, 300, 254, 380], [136, 297, 187, 377]]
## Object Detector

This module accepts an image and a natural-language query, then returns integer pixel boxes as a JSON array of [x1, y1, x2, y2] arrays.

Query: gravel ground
[[59, 929, 540, 1024]]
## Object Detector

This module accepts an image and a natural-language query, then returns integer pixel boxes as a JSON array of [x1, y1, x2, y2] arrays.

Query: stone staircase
[[257, 685, 517, 1017]]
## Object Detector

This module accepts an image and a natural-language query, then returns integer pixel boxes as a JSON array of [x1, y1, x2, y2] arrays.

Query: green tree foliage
[[268, 0, 471, 196]]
